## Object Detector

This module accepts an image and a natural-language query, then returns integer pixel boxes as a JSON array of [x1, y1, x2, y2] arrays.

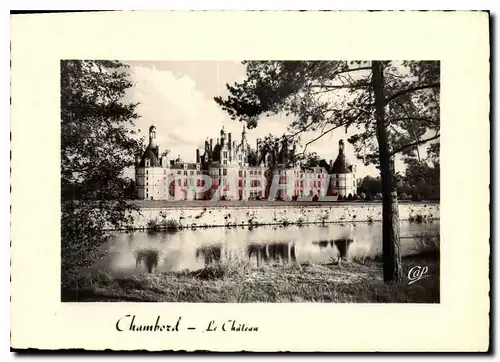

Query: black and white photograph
[[10, 10, 489, 352], [61, 60, 441, 303]]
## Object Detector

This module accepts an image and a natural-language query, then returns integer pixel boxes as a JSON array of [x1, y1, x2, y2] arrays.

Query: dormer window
[[145, 158, 150, 167]]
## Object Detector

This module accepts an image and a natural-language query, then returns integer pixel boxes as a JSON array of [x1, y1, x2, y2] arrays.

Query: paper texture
[[10, 11, 490, 351]]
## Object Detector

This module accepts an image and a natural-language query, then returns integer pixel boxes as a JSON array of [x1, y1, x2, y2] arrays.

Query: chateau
[[135, 124, 357, 200]]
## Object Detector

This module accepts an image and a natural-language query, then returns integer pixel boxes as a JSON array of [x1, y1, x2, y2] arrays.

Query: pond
[[92, 221, 440, 275]]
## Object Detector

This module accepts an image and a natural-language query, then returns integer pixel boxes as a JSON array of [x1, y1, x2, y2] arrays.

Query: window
[[184, 180, 187, 186], [336, 174, 339, 179], [239, 170, 242, 177], [336, 181, 339, 187], [177, 170, 181, 175], [196, 171, 200, 175], [178, 179, 181, 186], [190, 171, 194, 176], [223, 169, 227, 176], [184, 171, 188, 176], [223, 151, 228, 158], [250, 171, 253, 176], [223, 160, 228, 165], [146, 170, 148, 175]]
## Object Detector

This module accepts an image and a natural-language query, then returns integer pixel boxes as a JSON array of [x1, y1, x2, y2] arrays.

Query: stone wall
[[114, 202, 440, 230]]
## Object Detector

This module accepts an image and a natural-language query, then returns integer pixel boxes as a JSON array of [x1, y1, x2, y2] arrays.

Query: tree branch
[[390, 133, 440, 156], [385, 83, 440, 104], [311, 83, 371, 90], [293, 121, 350, 159], [391, 116, 440, 126]]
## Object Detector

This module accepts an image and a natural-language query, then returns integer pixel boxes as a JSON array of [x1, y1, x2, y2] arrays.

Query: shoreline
[[127, 199, 439, 209], [107, 201, 440, 231], [114, 217, 439, 232], [62, 253, 440, 303]]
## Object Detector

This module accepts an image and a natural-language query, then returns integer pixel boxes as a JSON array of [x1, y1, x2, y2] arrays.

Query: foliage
[[214, 60, 440, 283], [412, 232, 440, 256], [215, 61, 439, 167], [402, 143, 440, 200], [61, 60, 143, 286], [357, 175, 382, 197]]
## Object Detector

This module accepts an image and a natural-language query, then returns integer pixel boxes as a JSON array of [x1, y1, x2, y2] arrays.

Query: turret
[[148, 125, 157, 148], [256, 138, 261, 164], [242, 124, 247, 144], [220, 126, 226, 146]]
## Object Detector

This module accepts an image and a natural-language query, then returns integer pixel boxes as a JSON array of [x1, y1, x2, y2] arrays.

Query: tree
[[61, 60, 143, 287], [357, 175, 382, 197], [302, 152, 322, 167], [404, 142, 440, 200], [215, 60, 439, 283]]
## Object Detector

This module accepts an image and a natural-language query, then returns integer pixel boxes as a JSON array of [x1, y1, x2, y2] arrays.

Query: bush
[[359, 192, 366, 200], [353, 194, 360, 200], [146, 218, 161, 231], [347, 193, 354, 201], [312, 194, 319, 202], [365, 193, 374, 201], [412, 193, 422, 201], [374, 193, 383, 200], [399, 192, 409, 200], [337, 194, 344, 201], [412, 232, 440, 256], [159, 218, 180, 231]]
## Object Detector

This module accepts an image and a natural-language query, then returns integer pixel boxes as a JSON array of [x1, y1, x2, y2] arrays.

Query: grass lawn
[[62, 254, 439, 303]]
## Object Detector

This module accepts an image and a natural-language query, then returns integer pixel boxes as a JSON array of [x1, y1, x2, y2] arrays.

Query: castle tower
[[148, 125, 157, 148], [220, 126, 226, 146]]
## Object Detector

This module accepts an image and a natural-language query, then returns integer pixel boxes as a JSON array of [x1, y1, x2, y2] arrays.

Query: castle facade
[[135, 124, 357, 200]]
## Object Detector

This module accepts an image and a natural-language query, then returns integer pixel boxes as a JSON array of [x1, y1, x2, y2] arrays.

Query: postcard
[[10, 10, 490, 352]]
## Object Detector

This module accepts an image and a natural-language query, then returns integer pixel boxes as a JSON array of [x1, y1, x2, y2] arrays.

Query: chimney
[[228, 133, 232, 149], [210, 138, 213, 152], [196, 149, 200, 163]]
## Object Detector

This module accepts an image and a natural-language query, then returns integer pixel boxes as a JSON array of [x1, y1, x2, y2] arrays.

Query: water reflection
[[95, 221, 439, 275], [247, 243, 297, 266]]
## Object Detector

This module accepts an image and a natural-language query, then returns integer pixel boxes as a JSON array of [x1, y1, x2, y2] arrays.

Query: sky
[[122, 60, 399, 178]]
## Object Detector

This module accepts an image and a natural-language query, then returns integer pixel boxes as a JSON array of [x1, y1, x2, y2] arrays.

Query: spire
[[148, 125, 157, 147], [338, 139, 345, 154]]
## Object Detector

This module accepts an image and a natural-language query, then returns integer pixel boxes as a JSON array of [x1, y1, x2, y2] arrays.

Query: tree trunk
[[371, 61, 403, 283]]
